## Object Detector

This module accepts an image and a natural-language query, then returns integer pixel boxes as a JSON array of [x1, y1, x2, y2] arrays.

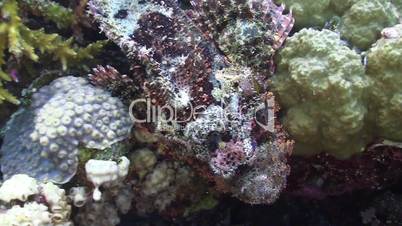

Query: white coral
[[85, 157, 130, 201], [0, 174, 39, 203], [0, 175, 73, 226], [0, 202, 52, 226], [40, 182, 71, 224]]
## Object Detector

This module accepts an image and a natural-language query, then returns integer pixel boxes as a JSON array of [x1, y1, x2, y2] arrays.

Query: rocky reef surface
[[0, 0, 402, 225]]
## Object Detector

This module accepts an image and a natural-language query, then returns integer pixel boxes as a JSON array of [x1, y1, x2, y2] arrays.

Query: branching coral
[[0, 0, 106, 105], [0, 76, 132, 183], [272, 28, 370, 158]]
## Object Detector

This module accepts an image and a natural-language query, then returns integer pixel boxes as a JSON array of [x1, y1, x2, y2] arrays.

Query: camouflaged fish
[[88, 0, 294, 204]]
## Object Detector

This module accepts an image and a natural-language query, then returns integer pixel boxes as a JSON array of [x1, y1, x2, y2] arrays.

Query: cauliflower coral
[[277, 0, 400, 50], [272, 28, 371, 158], [339, 0, 399, 50], [366, 24, 402, 141], [275, 0, 331, 28]]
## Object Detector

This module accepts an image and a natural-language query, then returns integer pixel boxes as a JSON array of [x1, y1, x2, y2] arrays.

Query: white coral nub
[[0, 174, 39, 203], [85, 157, 130, 201]]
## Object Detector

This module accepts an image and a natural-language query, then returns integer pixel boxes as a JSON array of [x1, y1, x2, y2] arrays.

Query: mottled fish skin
[[188, 0, 294, 73], [88, 0, 294, 204]]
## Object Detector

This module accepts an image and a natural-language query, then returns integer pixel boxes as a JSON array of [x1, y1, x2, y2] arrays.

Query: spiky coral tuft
[[0, 0, 107, 105]]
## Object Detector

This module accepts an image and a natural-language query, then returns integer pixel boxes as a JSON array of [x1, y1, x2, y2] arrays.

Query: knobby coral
[[277, 0, 400, 50], [0, 76, 132, 183], [272, 28, 370, 158], [366, 24, 402, 141], [339, 0, 399, 49], [273, 24, 402, 158]]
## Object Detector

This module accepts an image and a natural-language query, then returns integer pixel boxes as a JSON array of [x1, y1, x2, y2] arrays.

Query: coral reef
[[190, 0, 294, 73], [0, 76, 132, 183], [0, 174, 73, 226], [85, 156, 130, 200], [339, 0, 399, 49], [19, 0, 75, 29], [277, 0, 400, 50], [275, 0, 335, 28], [129, 147, 208, 216], [0, 0, 106, 105], [2, 0, 402, 224], [0, 174, 39, 202], [88, 0, 294, 204], [72, 157, 133, 226], [272, 28, 370, 158], [366, 24, 402, 141], [288, 144, 402, 198]]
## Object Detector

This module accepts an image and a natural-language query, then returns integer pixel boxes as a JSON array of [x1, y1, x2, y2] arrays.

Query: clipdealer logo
[[128, 98, 275, 132]]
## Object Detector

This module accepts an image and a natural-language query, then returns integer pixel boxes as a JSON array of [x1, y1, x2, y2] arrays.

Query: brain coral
[[339, 0, 399, 50], [366, 24, 402, 141], [272, 28, 371, 158], [0, 76, 132, 183]]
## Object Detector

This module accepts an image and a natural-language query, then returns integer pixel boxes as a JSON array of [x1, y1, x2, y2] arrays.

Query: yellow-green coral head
[[273, 28, 371, 158]]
